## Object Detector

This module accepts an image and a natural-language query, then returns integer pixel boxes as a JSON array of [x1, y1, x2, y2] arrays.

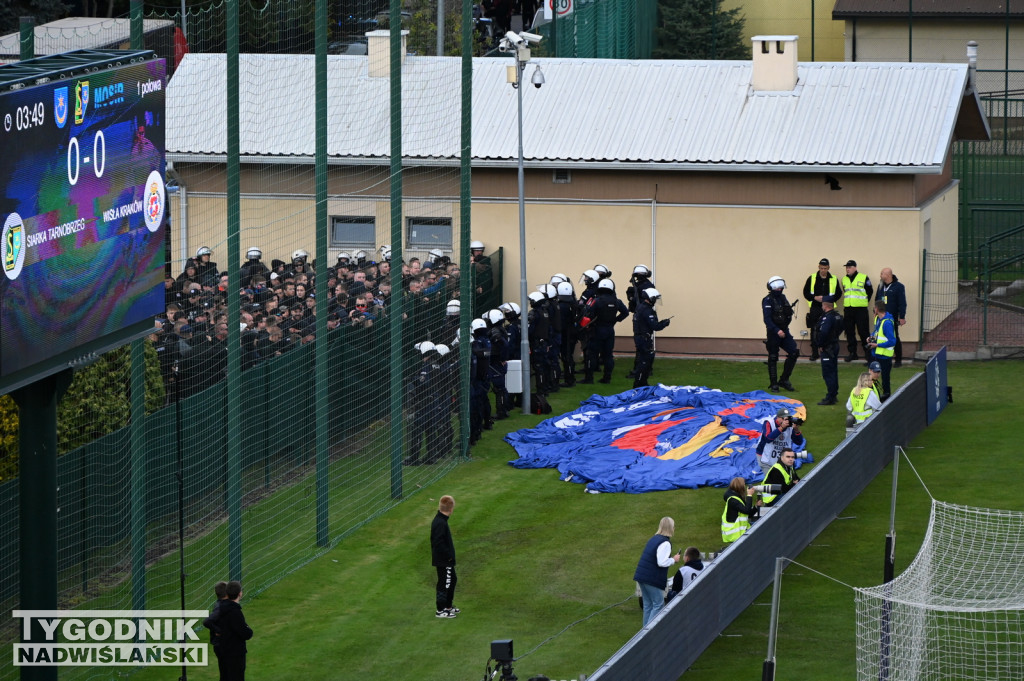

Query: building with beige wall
[[166, 34, 986, 356], [832, 0, 1024, 75]]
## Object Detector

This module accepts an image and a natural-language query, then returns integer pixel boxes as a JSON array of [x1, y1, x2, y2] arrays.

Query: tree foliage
[[0, 0, 72, 37], [0, 342, 165, 482], [653, 0, 747, 60]]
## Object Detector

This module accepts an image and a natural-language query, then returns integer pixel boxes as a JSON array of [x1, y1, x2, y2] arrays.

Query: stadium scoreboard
[[0, 54, 166, 393]]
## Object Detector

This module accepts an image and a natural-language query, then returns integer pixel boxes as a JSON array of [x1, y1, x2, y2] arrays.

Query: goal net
[[855, 500, 1024, 680]]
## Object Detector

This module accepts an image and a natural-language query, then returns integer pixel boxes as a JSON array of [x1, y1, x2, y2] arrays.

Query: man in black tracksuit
[[431, 495, 459, 618]]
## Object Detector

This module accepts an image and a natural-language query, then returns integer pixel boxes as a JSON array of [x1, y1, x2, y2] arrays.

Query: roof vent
[[751, 35, 798, 92], [366, 30, 408, 78]]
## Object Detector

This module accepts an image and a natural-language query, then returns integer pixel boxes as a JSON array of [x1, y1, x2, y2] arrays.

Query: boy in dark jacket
[[431, 495, 459, 618]]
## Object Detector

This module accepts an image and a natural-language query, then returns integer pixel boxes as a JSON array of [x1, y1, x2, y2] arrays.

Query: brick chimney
[[751, 35, 799, 92], [366, 29, 408, 78]]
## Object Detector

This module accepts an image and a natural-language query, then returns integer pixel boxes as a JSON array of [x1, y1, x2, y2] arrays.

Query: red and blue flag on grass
[[506, 385, 811, 493]]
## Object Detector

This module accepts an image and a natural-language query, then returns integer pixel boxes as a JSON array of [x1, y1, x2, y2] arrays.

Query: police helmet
[[767, 275, 786, 291], [471, 318, 488, 336], [446, 299, 461, 316], [594, 264, 612, 279], [337, 251, 353, 264], [539, 283, 557, 299], [643, 287, 662, 303], [435, 344, 450, 357], [527, 291, 546, 306], [428, 248, 444, 260], [470, 240, 485, 251], [354, 250, 368, 263], [581, 269, 600, 286], [419, 341, 437, 355], [485, 309, 505, 326], [500, 302, 521, 317], [556, 281, 574, 297], [550, 273, 568, 285], [292, 249, 309, 263], [632, 264, 651, 278], [196, 246, 212, 258], [246, 247, 262, 260], [597, 279, 615, 292], [379, 245, 392, 261]]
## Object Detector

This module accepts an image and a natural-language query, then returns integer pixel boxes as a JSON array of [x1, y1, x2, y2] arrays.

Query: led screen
[[0, 58, 166, 389]]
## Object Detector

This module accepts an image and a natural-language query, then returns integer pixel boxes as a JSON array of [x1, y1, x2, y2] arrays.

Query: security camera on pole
[[499, 30, 545, 415]]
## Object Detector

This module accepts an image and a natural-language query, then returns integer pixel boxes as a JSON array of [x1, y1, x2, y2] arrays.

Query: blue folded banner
[[506, 385, 811, 493]]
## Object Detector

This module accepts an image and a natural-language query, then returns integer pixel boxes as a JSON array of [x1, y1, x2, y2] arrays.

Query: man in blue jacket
[[876, 268, 907, 367]]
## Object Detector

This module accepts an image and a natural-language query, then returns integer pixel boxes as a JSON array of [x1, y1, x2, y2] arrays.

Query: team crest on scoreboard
[[75, 80, 89, 125], [2, 213, 26, 281], [54, 87, 68, 129], [143, 170, 166, 233]]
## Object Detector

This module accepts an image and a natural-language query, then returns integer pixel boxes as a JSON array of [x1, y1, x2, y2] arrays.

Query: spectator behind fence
[[633, 516, 681, 627]]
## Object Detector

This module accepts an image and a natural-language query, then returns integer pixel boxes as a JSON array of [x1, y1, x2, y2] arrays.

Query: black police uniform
[[404, 356, 443, 465], [488, 322, 510, 419], [762, 289, 799, 392], [802, 271, 841, 361], [527, 299, 553, 394], [587, 290, 629, 384], [626, 276, 655, 377], [556, 293, 580, 387], [632, 297, 670, 388], [816, 302, 844, 404], [469, 331, 491, 444]]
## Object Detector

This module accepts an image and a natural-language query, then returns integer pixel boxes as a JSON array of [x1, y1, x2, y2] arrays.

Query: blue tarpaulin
[[506, 385, 811, 493]]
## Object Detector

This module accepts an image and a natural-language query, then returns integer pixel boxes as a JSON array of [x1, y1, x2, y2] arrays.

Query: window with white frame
[[406, 217, 452, 250]]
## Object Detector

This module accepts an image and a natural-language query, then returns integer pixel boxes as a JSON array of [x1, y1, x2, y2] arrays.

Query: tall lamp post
[[499, 30, 545, 415]]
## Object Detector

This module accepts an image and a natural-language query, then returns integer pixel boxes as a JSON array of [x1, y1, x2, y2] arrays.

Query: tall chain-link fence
[[0, 3, 487, 679]]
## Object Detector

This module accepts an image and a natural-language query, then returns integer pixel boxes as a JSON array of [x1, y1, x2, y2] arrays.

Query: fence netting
[[0, 4, 484, 679]]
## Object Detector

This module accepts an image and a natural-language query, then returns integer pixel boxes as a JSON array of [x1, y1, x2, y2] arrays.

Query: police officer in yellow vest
[[760, 448, 800, 506], [841, 259, 873, 363], [802, 258, 842, 362]]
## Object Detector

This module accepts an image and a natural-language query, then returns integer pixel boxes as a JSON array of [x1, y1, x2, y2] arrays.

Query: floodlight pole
[[501, 35, 539, 415], [762, 556, 785, 681], [885, 446, 900, 583]]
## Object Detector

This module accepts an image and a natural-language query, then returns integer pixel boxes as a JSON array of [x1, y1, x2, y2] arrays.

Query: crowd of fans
[[150, 243, 497, 401]]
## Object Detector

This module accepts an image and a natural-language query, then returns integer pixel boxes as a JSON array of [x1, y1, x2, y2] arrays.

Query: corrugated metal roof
[[833, 0, 1024, 19], [167, 53, 972, 173]]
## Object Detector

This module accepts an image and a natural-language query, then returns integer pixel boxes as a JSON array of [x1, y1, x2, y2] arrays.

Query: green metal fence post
[[13, 369, 71, 681], [226, 0, 244, 581], [388, 5, 406, 499], [314, 0, 331, 546], [461, 0, 473, 458], [130, 0, 143, 49], [919, 249, 927, 346], [130, 339, 147, 610], [19, 17, 34, 61]]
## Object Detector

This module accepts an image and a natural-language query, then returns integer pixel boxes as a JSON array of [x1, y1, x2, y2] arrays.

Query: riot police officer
[[815, 295, 844, 405], [762, 275, 799, 392], [632, 288, 670, 388], [485, 308, 510, 419], [404, 342, 443, 465], [239, 247, 269, 289], [469, 319, 491, 444], [626, 264, 656, 378], [539, 283, 562, 390], [555, 282, 579, 388], [527, 291, 553, 394], [194, 246, 219, 288], [582, 279, 629, 384]]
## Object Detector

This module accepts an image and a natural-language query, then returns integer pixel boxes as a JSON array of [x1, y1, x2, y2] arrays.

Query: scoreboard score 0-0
[[0, 55, 166, 392]]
